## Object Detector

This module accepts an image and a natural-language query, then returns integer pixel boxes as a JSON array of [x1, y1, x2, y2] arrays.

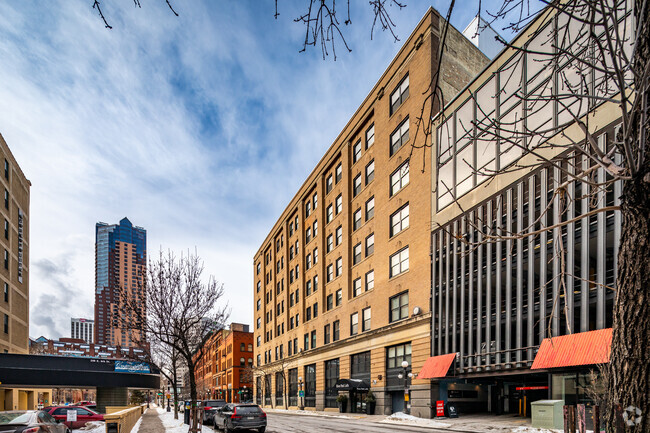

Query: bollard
[[592, 405, 600, 433]]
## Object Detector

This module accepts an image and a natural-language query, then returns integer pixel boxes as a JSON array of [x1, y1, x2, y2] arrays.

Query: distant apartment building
[[95, 217, 146, 348], [194, 323, 254, 403], [0, 134, 30, 355], [71, 318, 94, 343], [29, 336, 147, 360], [252, 8, 487, 417]]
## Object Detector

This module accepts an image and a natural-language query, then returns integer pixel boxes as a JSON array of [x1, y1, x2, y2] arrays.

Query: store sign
[[436, 400, 445, 417], [114, 360, 151, 373], [515, 386, 549, 391]]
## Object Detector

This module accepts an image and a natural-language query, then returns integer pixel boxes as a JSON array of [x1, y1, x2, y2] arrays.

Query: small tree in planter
[[364, 390, 376, 415], [336, 394, 348, 413]]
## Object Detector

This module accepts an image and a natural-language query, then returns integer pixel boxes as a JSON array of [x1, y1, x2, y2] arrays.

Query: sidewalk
[[264, 408, 543, 432]]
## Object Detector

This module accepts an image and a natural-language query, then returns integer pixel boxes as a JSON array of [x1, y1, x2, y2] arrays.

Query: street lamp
[[298, 377, 304, 410], [399, 360, 412, 415], [243, 386, 247, 403]]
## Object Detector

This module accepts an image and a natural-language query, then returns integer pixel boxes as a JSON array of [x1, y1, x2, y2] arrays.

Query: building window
[[240, 357, 246, 366], [304, 333, 309, 351], [313, 248, 318, 264], [366, 124, 375, 148], [336, 289, 343, 306], [390, 74, 409, 115], [3, 160, 8, 180], [306, 280, 312, 296], [313, 192, 318, 209], [335, 194, 343, 214], [313, 220, 318, 236], [365, 233, 374, 256], [257, 317, 261, 329], [353, 174, 362, 197], [327, 293, 333, 310], [336, 257, 343, 277], [326, 175, 333, 194], [362, 307, 371, 332], [390, 118, 410, 156], [313, 302, 318, 318], [3, 220, 7, 240], [391, 204, 410, 237], [256, 263, 261, 275], [387, 342, 411, 369], [333, 320, 340, 341], [353, 140, 362, 163], [257, 299, 261, 311], [391, 161, 410, 196], [327, 234, 333, 253], [327, 204, 333, 223], [306, 254, 312, 269], [335, 163, 343, 183], [4, 250, 9, 270], [365, 270, 374, 291], [4, 190, 7, 210], [353, 243, 362, 265], [327, 264, 334, 282], [353, 278, 362, 297], [350, 312, 359, 335], [324, 324, 331, 344], [311, 330, 316, 349], [324, 358, 340, 407], [336, 226, 343, 245], [353, 209, 362, 231], [3, 314, 7, 334], [306, 201, 312, 217], [313, 275, 318, 292], [306, 306, 312, 321], [390, 291, 409, 322], [306, 227, 312, 244], [3, 283, 7, 302], [366, 197, 375, 221], [365, 161, 375, 185], [390, 246, 409, 277]]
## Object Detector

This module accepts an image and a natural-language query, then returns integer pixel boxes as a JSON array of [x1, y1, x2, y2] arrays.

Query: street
[[200, 412, 448, 433]]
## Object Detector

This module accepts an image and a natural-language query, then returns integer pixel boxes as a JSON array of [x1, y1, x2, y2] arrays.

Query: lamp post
[[398, 360, 413, 415], [298, 377, 304, 410], [243, 385, 247, 403]]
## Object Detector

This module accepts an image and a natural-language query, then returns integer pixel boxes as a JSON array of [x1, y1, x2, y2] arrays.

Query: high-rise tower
[[94, 217, 146, 347]]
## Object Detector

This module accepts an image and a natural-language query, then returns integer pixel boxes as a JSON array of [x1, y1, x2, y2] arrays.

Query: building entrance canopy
[[531, 328, 612, 370], [335, 379, 370, 392], [418, 353, 456, 379]]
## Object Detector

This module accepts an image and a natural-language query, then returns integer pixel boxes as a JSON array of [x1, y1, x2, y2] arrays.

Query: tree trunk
[[188, 359, 199, 432], [605, 177, 650, 433], [172, 355, 179, 420]]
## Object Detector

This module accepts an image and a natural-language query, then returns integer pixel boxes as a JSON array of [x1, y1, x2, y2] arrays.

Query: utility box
[[531, 400, 564, 429]]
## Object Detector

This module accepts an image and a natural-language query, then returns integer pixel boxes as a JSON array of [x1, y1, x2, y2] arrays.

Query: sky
[[0, 1, 520, 340]]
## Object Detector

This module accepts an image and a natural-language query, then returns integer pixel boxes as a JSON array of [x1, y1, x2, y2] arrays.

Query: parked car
[[213, 403, 266, 433], [43, 405, 104, 429], [201, 399, 226, 425], [0, 410, 70, 433]]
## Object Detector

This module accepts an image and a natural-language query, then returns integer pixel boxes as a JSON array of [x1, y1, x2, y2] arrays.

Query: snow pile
[[157, 408, 216, 433], [510, 428, 562, 433], [381, 412, 452, 428], [73, 421, 105, 433]]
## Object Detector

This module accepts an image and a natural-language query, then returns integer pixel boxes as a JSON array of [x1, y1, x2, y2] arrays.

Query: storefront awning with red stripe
[[418, 353, 457, 379], [531, 328, 613, 370]]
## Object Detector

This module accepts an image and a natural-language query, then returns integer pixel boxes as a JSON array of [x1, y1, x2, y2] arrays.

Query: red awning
[[418, 353, 457, 379], [531, 328, 613, 370]]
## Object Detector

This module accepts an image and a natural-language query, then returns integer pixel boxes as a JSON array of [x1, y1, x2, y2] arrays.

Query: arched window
[[240, 357, 245, 366]]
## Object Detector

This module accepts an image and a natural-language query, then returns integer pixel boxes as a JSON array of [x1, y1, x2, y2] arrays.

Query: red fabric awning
[[531, 328, 613, 370], [418, 353, 456, 379]]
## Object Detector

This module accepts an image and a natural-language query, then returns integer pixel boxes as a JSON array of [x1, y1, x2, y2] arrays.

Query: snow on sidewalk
[[380, 412, 452, 428]]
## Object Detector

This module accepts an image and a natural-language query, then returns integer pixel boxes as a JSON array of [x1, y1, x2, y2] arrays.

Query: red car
[[43, 406, 104, 429]]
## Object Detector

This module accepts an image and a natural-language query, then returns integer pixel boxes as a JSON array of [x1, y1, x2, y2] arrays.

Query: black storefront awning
[[335, 378, 370, 392]]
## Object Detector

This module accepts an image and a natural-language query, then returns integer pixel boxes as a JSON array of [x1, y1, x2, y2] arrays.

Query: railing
[[103, 405, 145, 433]]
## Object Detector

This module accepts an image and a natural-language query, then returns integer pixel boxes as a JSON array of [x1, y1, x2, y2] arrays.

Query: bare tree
[[246, 359, 294, 410], [120, 250, 229, 432]]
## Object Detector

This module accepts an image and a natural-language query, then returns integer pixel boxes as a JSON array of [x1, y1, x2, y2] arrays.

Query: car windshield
[[236, 406, 262, 415], [0, 411, 32, 425], [204, 401, 224, 407]]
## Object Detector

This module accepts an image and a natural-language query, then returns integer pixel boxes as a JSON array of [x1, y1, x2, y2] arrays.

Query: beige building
[[252, 8, 487, 417], [0, 133, 50, 410]]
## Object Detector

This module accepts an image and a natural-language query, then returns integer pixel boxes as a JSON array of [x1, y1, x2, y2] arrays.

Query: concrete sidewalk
[[264, 408, 534, 432], [135, 408, 166, 433]]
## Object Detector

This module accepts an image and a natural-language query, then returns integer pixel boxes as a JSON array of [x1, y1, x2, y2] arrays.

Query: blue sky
[[0, 1, 524, 340]]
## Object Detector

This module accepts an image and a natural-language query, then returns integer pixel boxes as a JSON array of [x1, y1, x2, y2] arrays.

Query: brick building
[[252, 8, 487, 417], [194, 323, 254, 403]]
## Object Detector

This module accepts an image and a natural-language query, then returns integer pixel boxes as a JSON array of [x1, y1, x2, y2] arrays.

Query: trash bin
[[531, 399, 564, 430]]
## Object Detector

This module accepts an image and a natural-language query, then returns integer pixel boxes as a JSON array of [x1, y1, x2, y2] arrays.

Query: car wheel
[[223, 423, 231, 433], [258, 428, 266, 433]]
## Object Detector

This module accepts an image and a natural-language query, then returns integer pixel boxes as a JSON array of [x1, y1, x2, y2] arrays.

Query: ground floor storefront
[[0, 387, 52, 410]]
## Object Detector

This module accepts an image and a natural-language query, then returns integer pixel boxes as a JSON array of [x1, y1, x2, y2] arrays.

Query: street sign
[[66, 410, 77, 422], [298, 390, 304, 397]]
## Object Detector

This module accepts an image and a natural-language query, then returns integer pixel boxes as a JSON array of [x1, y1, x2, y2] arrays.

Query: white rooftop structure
[[462, 15, 504, 60]]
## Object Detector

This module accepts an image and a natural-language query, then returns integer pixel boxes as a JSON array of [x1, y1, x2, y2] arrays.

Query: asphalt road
[[263, 412, 447, 433]]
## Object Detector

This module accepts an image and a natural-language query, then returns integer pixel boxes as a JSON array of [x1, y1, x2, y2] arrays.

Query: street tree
[[245, 359, 294, 410], [119, 250, 229, 432]]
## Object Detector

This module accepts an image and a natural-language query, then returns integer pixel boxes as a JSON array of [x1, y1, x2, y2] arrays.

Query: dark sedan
[[0, 410, 70, 433], [202, 400, 226, 425], [213, 404, 266, 433]]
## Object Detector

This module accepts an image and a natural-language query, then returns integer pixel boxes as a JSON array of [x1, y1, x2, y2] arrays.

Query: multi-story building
[[424, 0, 629, 418], [71, 317, 94, 343], [28, 336, 148, 360], [0, 134, 30, 355], [252, 8, 487, 416], [94, 217, 146, 348], [193, 323, 254, 403]]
